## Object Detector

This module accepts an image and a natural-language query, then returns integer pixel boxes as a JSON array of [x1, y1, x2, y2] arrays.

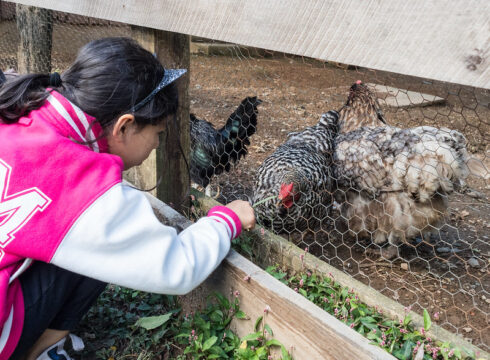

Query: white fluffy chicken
[[332, 82, 487, 257]]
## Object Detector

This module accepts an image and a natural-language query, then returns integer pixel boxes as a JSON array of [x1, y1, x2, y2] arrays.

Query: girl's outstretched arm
[[50, 183, 241, 294]]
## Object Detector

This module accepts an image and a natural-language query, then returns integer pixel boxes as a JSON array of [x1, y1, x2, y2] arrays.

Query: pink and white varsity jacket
[[0, 91, 241, 359]]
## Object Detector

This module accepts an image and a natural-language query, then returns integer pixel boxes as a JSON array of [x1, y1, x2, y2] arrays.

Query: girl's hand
[[225, 200, 256, 231]]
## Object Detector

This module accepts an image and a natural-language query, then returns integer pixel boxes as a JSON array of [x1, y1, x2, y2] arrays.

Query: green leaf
[[241, 332, 262, 341], [210, 309, 224, 323], [202, 336, 218, 351], [361, 320, 378, 330], [281, 345, 292, 360], [209, 345, 229, 357], [401, 341, 414, 359], [134, 313, 172, 330], [264, 324, 273, 336], [389, 339, 396, 353], [362, 316, 377, 323], [254, 316, 263, 331], [441, 348, 449, 360], [265, 339, 282, 347], [212, 292, 230, 308], [341, 287, 348, 299], [235, 310, 249, 320], [423, 309, 432, 331]]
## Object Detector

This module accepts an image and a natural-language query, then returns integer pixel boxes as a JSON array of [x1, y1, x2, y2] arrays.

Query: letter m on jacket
[[0, 159, 51, 255]]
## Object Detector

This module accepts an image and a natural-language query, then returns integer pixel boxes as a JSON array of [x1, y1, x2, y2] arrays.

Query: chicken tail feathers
[[190, 97, 261, 188], [215, 96, 261, 166]]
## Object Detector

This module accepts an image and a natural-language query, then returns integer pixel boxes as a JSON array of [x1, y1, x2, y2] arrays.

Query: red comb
[[279, 183, 294, 199], [356, 80, 362, 85]]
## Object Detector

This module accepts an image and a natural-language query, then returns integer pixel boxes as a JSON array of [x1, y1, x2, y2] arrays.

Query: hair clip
[[132, 68, 187, 112]]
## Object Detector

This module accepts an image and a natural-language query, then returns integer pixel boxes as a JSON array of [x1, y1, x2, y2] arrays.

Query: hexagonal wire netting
[[0, 1, 488, 354]]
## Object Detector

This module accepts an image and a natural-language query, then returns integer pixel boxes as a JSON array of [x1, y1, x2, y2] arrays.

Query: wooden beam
[[16, 3, 53, 73], [155, 31, 190, 211], [127, 27, 191, 210], [8, 0, 490, 89], [142, 191, 396, 360]]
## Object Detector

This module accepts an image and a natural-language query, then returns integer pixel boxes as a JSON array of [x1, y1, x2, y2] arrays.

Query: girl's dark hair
[[0, 37, 178, 130]]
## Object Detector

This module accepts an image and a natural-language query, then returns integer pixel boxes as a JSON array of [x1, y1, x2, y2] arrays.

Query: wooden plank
[[142, 190, 395, 360], [8, 0, 490, 89]]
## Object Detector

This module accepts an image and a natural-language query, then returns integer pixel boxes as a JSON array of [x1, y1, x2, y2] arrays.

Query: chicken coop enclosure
[[0, 0, 489, 358]]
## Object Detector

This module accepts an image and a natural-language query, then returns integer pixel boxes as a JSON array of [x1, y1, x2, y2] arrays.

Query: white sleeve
[[50, 183, 235, 295]]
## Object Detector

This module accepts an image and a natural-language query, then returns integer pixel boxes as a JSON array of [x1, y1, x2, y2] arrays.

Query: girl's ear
[[111, 114, 135, 139]]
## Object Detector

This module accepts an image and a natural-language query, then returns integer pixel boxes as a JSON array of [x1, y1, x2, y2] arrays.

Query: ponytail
[[0, 73, 53, 124], [1, 37, 179, 130]]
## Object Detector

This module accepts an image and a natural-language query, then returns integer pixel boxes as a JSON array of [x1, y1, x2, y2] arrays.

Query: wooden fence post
[[16, 4, 53, 73], [155, 31, 190, 212], [126, 26, 159, 195], [129, 27, 190, 212]]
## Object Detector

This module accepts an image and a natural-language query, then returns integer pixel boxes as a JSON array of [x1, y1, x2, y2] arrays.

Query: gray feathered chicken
[[332, 84, 486, 257], [334, 126, 473, 248], [253, 111, 338, 233], [190, 97, 261, 189]]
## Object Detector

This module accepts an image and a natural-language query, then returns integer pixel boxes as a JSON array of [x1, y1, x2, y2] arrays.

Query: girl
[[0, 37, 255, 360]]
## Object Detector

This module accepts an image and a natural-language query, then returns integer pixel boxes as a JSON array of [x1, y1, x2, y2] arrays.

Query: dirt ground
[[0, 20, 488, 352], [188, 54, 489, 351]]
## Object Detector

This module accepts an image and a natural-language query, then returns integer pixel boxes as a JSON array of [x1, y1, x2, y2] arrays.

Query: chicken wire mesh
[[0, 1, 488, 353]]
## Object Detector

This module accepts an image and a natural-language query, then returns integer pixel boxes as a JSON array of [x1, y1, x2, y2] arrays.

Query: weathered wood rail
[[7, 0, 490, 89]]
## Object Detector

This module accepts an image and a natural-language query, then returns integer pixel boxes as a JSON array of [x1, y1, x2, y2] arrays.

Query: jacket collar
[[40, 90, 109, 153]]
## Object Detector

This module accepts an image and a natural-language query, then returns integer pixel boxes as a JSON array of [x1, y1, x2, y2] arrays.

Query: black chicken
[[190, 97, 261, 189]]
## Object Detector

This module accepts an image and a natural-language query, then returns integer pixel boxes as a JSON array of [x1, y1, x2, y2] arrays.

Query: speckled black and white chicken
[[190, 97, 261, 192], [252, 110, 339, 233], [332, 83, 486, 257]]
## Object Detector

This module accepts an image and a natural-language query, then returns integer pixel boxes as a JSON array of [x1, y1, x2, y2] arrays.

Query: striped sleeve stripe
[[46, 95, 86, 144], [207, 216, 233, 238], [213, 211, 238, 238], [72, 104, 99, 152], [207, 206, 242, 239]]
